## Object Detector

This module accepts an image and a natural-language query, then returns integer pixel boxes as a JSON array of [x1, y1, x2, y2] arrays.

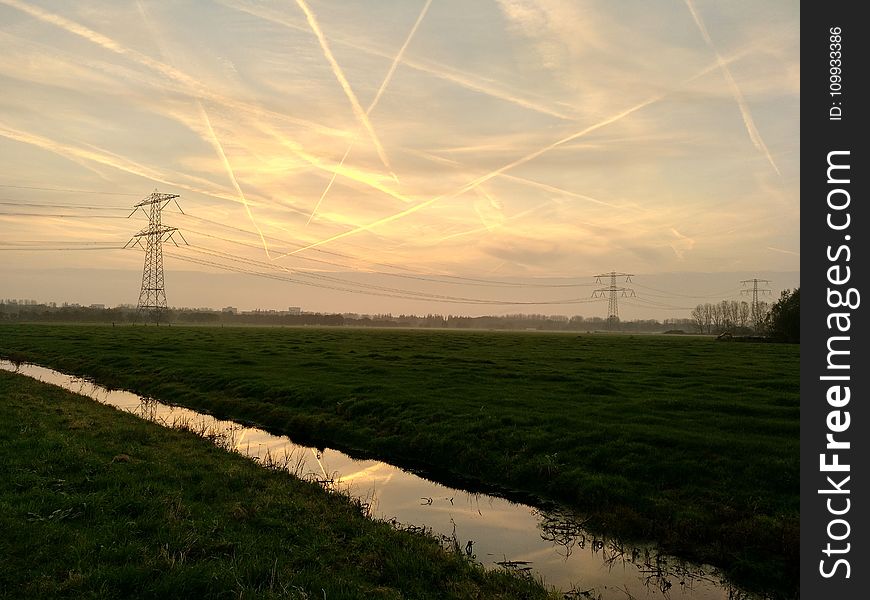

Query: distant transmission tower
[[741, 278, 772, 333], [592, 272, 636, 329], [125, 190, 186, 325]]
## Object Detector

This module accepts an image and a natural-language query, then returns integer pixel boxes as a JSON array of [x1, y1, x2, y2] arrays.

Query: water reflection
[[1, 360, 758, 599]]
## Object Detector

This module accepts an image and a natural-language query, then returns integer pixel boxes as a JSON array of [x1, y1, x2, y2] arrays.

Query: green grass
[[0, 324, 799, 597], [0, 370, 556, 599]]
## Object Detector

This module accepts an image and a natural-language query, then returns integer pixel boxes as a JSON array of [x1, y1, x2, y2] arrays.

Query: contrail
[[405, 148, 462, 167], [1, 29, 317, 225], [223, 0, 575, 121], [436, 198, 557, 243], [136, 0, 273, 259], [309, 448, 328, 479], [0, 28, 305, 208], [437, 222, 500, 243], [87, 138, 272, 209], [294, 0, 396, 179], [369, 0, 432, 111], [198, 104, 272, 259], [233, 429, 248, 451], [306, 142, 354, 225], [683, 0, 780, 176], [255, 122, 415, 205], [767, 246, 799, 257], [0, 121, 270, 211], [668, 227, 695, 259], [470, 186, 504, 232], [0, 122, 180, 189], [498, 173, 626, 211], [286, 48, 760, 255], [0, 0, 348, 140], [307, 0, 433, 225], [285, 92, 663, 255]]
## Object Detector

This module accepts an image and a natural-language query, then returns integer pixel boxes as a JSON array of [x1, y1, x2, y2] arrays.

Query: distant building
[[89, 304, 105, 310], [221, 306, 238, 314], [288, 306, 302, 315]]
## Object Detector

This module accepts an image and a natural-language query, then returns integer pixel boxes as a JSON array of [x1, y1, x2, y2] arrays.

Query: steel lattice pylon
[[741, 278, 772, 333], [125, 190, 186, 325], [592, 271, 635, 329]]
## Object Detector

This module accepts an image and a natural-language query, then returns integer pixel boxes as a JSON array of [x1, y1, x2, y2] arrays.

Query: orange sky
[[0, 0, 799, 316]]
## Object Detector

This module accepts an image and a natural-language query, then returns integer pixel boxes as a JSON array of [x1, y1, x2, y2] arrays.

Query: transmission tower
[[741, 278, 772, 333], [124, 190, 186, 325], [592, 272, 636, 329]]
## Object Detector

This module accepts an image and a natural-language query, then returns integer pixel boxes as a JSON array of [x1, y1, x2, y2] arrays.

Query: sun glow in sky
[[0, 0, 799, 315]]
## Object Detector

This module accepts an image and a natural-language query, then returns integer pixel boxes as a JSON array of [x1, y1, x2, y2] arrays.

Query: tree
[[765, 288, 799, 343], [691, 305, 705, 333], [720, 300, 734, 331], [738, 301, 751, 329], [710, 302, 724, 333]]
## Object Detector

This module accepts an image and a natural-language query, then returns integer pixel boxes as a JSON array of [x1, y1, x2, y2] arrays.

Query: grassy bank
[[0, 324, 799, 596], [0, 370, 555, 599]]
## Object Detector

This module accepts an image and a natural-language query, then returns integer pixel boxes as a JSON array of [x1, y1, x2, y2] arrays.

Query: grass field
[[0, 324, 799, 597], [0, 370, 555, 599]]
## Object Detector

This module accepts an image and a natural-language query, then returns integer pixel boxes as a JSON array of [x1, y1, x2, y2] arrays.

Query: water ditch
[[1, 360, 756, 599]]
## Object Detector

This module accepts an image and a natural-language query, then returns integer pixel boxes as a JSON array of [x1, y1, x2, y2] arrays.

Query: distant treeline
[[689, 290, 798, 342], [689, 300, 768, 334], [0, 301, 694, 332]]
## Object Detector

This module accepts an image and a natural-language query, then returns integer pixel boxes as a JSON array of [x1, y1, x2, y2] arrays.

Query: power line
[[183, 244, 601, 305], [171, 212, 596, 288], [178, 224, 595, 289], [164, 250, 495, 305], [0, 183, 141, 196], [0, 189, 757, 311], [0, 246, 123, 251], [0, 212, 132, 218], [625, 297, 696, 311], [170, 215, 761, 302], [165, 245, 605, 306], [0, 200, 131, 210], [164, 238, 728, 310], [168, 251, 512, 305], [0, 240, 126, 244], [168, 213, 755, 299], [175, 211, 590, 287], [631, 282, 743, 299]]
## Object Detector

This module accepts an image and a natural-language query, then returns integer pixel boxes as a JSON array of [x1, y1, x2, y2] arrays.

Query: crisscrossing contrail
[[306, 0, 433, 225], [295, 0, 397, 181], [684, 0, 780, 176]]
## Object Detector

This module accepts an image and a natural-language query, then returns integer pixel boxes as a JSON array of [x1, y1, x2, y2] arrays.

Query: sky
[[0, 0, 800, 318]]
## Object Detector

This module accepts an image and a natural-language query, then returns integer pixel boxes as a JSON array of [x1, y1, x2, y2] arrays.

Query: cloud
[[668, 227, 695, 259], [496, 0, 607, 69], [480, 235, 566, 267]]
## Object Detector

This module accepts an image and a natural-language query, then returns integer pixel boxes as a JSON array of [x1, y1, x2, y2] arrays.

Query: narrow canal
[[1, 360, 755, 599]]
